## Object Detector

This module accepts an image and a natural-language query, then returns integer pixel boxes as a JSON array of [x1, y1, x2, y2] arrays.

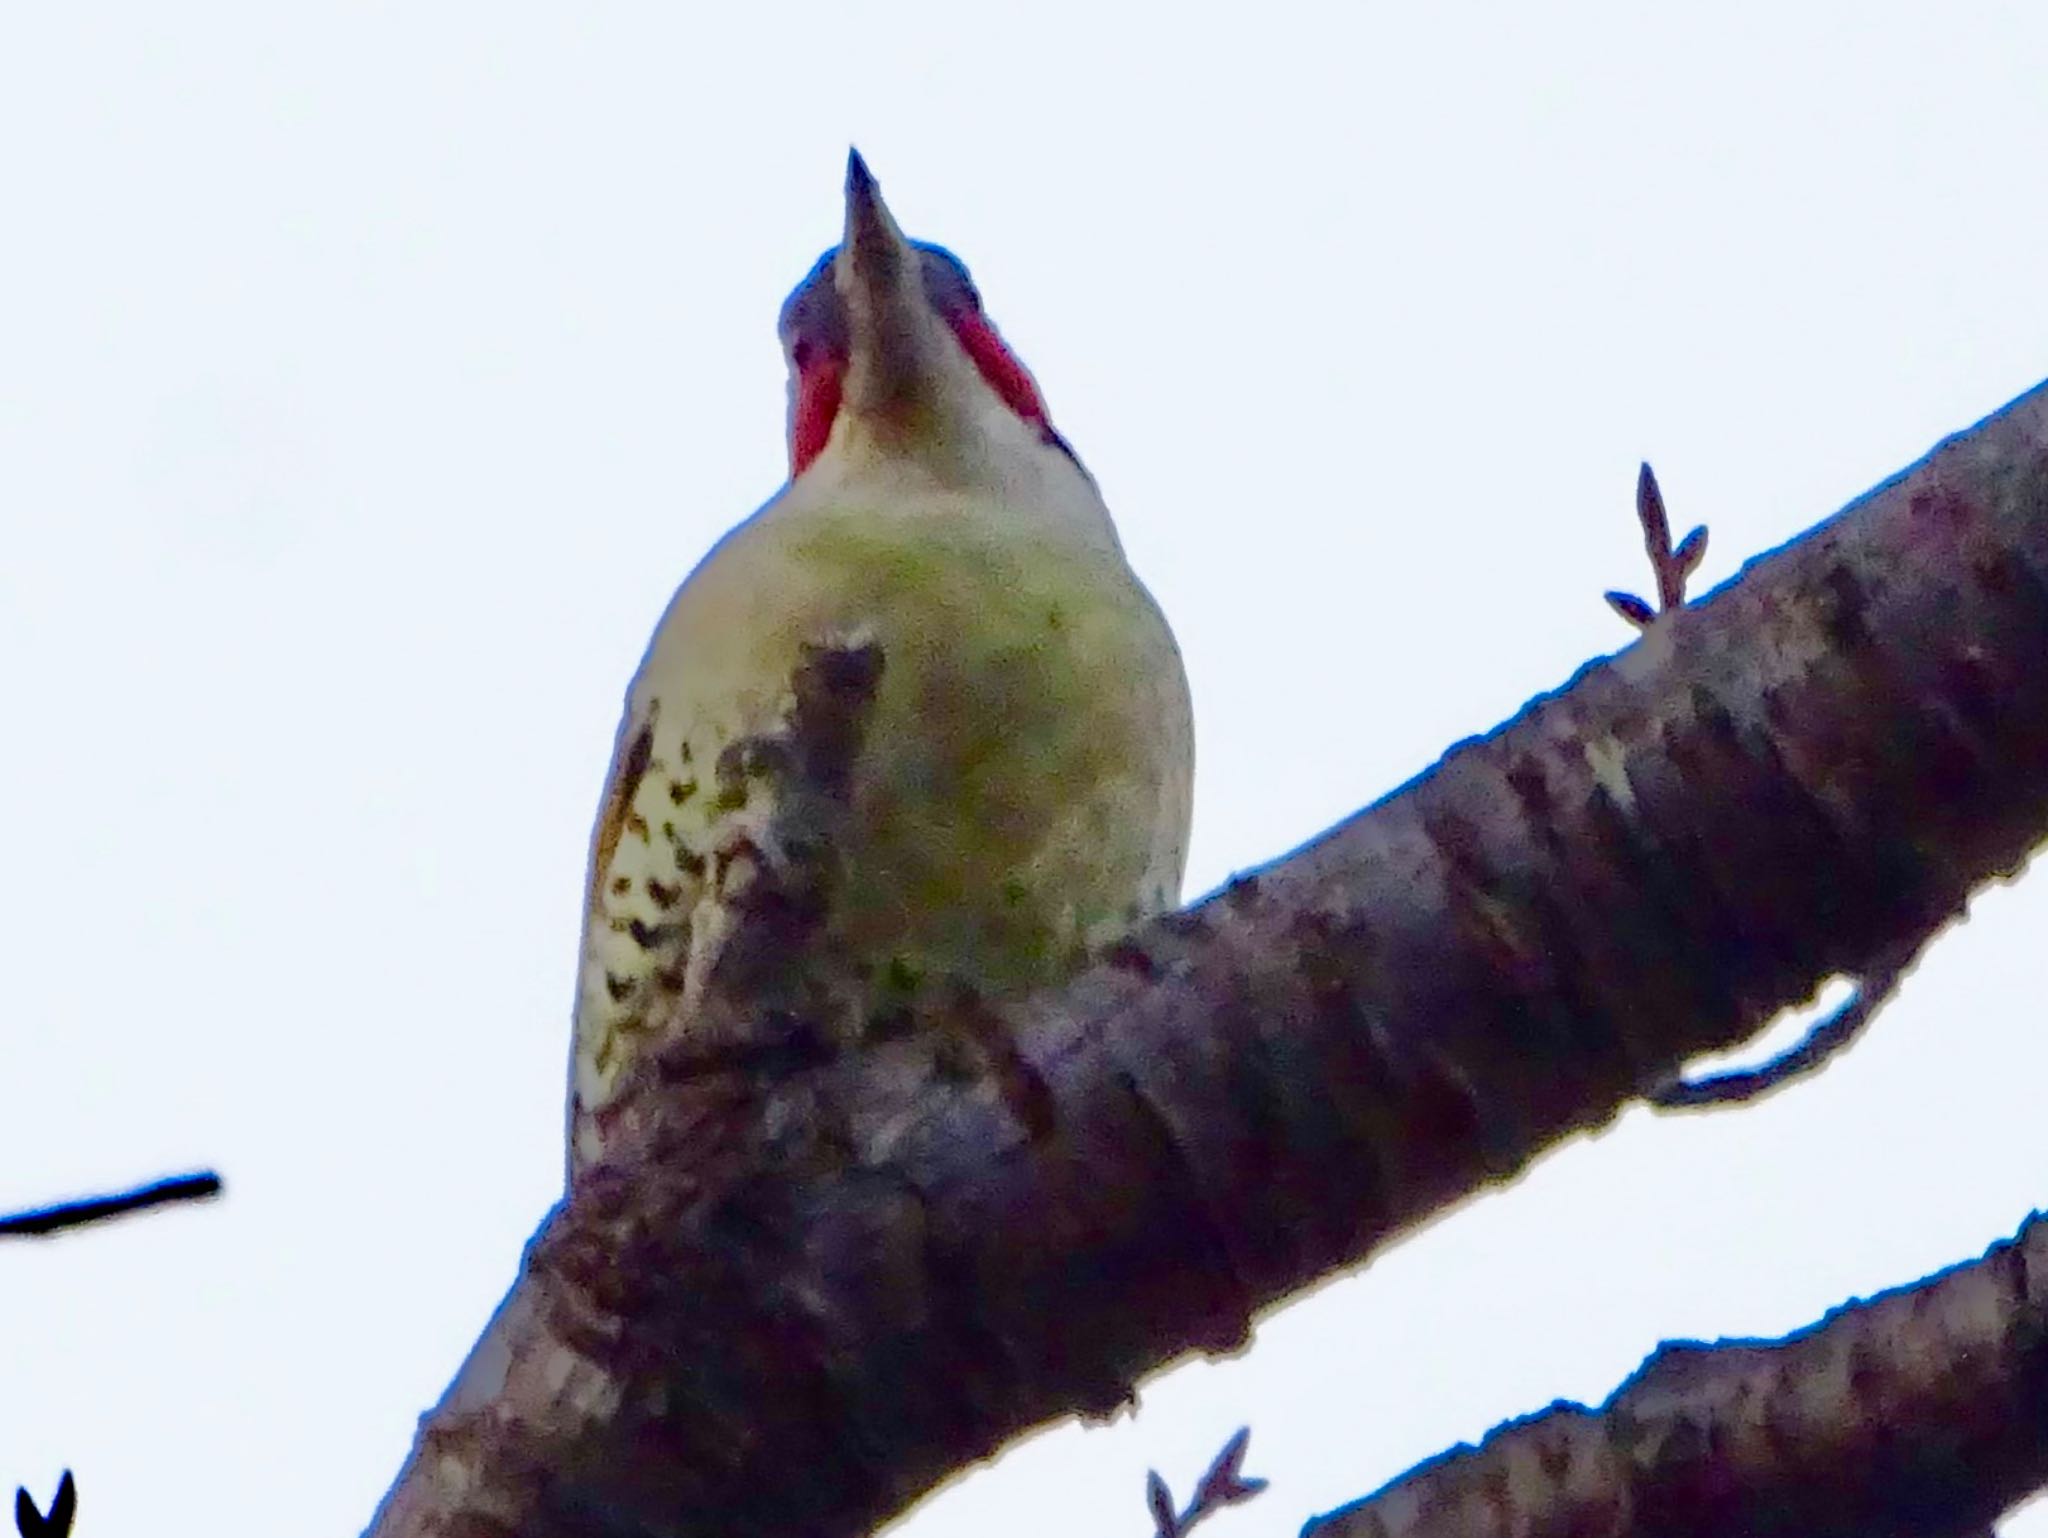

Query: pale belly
[[572, 495, 1193, 1141]]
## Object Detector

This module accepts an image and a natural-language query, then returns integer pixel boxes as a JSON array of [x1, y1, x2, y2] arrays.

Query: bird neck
[[801, 388, 1121, 555]]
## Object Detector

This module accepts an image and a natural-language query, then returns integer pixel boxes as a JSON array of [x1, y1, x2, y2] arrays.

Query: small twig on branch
[[1303, 1211, 2048, 1538], [1649, 939, 1922, 1110], [13, 1471, 75, 1538], [0, 1171, 222, 1239], [1605, 462, 1709, 628], [1146, 1427, 1266, 1538], [688, 636, 886, 1020]]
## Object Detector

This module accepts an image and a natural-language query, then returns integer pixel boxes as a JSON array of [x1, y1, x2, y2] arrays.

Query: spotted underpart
[[578, 709, 713, 1084]]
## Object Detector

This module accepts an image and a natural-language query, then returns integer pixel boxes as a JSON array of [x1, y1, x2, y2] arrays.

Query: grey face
[[774, 236, 1080, 468], [777, 241, 984, 365]]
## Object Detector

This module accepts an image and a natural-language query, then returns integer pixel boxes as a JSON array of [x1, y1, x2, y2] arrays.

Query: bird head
[[776, 150, 1067, 479]]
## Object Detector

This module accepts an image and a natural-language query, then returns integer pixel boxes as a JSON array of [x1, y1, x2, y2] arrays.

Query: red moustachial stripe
[[948, 311, 1049, 427], [782, 247, 1051, 477], [790, 355, 846, 475]]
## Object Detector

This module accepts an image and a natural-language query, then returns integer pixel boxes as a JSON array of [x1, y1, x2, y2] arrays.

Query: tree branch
[[1305, 1209, 2048, 1538], [0, 1171, 222, 1239], [368, 378, 2048, 1538]]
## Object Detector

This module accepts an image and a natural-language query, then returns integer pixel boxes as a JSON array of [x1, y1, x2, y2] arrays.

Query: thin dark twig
[[14, 1470, 75, 1538], [1146, 1428, 1267, 1538], [0, 1171, 223, 1238], [1651, 947, 1915, 1110]]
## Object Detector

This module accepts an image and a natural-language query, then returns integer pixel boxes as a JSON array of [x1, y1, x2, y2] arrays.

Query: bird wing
[[583, 707, 655, 925], [568, 693, 710, 1175]]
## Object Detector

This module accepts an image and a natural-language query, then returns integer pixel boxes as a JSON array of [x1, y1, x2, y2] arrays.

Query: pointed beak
[[836, 149, 931, 422], [840, 148, 913, 300]]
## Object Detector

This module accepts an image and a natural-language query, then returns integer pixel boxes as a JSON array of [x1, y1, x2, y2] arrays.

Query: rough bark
[[1306, 1210, 2048, 1538], [366, 378, 2048, 1538]]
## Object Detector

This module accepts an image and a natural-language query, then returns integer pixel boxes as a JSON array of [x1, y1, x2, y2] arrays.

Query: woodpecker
[[569, 151, 1193, 1173]]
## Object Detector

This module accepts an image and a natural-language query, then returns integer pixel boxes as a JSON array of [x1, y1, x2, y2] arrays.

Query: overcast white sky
[[4, 6, 2047, 1535]]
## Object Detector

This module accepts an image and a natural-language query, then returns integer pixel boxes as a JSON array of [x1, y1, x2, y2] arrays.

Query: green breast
[[702, 499, 1190, 999]]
